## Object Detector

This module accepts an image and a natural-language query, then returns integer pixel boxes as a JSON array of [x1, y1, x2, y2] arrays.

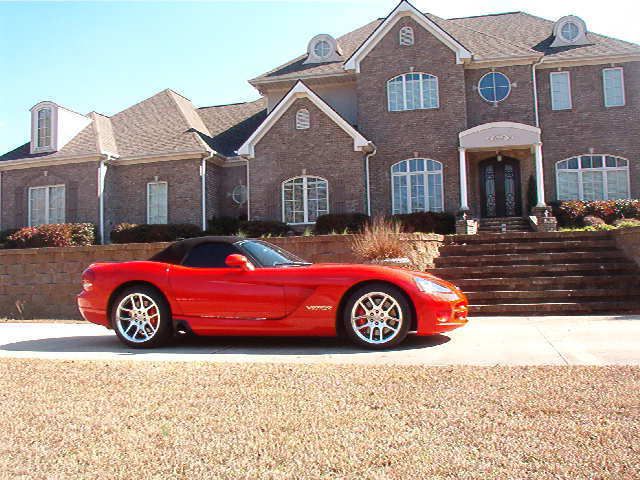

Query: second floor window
[[147, 181, 168, 224], [478, 72, 511, 103], [36, 108, 52, 148], [603, 68, 625, 108], [550, 71, 572, 110], [387, 73, 439, 112], [29, 185, 65, 226], [282, 176, 328, 224]]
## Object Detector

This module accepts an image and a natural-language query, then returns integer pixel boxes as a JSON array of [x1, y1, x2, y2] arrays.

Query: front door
[[479, 157, 522, 218]]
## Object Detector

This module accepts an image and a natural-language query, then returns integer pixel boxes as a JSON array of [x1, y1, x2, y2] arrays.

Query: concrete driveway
[[0, 316, 638, 365]]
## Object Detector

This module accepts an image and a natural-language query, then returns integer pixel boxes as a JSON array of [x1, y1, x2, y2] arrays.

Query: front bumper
[[414, 295, 469, 335]]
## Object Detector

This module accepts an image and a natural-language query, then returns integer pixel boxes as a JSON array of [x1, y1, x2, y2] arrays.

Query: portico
[[458, 122, 546, 218]]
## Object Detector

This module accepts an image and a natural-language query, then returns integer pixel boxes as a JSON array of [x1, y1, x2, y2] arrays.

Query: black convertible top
[[149, 236, 243, 265]]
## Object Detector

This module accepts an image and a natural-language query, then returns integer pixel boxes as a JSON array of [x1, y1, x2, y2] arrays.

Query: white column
[[534, 142, 546, 207], [98, 160, 108, 244], [458, 147, 469, 211]]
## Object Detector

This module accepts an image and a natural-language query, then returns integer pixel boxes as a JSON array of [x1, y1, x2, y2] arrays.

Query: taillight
[[82, 268, 95, 291]]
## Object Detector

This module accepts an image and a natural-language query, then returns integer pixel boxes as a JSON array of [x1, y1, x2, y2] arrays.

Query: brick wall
[[0, 233, 442, 320], [537, 61, 640, 201], [218, 164, 248, 218], [355, 16, 467, 215], [1, 161, 100, 230], [249, 97, 366, 221], [613, 227, 640, 268]]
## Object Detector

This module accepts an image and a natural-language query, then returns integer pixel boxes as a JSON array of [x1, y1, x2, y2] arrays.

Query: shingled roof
[[0, 91, 267, 163], [251, 11, 640, 84]]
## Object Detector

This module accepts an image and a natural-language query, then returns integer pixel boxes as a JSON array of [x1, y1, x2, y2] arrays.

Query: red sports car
[[77, 236, 468, 349]]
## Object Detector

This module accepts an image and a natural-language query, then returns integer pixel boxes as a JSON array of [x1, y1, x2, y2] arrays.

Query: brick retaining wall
[[613, 227, 640, 268], [0, 233, 443, 320]]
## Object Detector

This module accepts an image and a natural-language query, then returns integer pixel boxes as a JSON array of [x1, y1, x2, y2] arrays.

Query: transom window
[[603, 68, 625, 108], [36, 108, 52, 148], [391, 159, 443, 214], [282, 176, 328, 224], [478, 72, 511, 104], [556, 155, 630, 201], [28, 185, 65, 227], [399, 26, 414, 46], [295, 109, 310, 130], [147, 181, 168, 224], [387, 73, 439, 112]]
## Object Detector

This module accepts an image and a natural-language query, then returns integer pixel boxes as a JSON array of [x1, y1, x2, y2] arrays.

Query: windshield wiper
[[273, 261, 312, 267]]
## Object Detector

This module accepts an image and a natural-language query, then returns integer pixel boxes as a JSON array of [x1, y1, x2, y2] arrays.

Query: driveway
[[0, 315, 638, 365]]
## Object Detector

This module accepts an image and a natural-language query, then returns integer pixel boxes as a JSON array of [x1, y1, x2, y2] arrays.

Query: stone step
[[466, 288, 640, 303], [439, 240, 616, 256], [453, 275, 638, 291], [434, 251, 626, 267], [429, 262, 637, 279], [469, 301, 640, 316], [448, 230, 613, 245]]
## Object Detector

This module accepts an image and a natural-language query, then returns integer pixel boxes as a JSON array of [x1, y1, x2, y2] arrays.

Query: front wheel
[[343, 283, 411, 349], [112, 286, 172, 348]]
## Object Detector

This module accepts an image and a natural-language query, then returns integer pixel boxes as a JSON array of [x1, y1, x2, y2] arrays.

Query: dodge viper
[[77, 236, 468, 349]]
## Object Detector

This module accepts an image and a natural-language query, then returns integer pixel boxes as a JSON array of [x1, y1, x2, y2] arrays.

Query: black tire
[[342, 282, 411, 350], [111, 285, 173, 348]]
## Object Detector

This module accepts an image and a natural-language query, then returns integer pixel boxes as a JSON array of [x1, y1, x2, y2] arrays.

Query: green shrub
[[5, 223, 96, 249], [391, 212, 455, 235], [237, 220, 291, 238], [207, 216, 242, 235], [314, 213, 370, 235], [552, 200, 640, 227], [110, 223, 202, 244]]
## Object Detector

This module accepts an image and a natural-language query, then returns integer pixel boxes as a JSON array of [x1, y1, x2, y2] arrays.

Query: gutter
[[532, 57, 545, 128], [364, 143, 377, 217]]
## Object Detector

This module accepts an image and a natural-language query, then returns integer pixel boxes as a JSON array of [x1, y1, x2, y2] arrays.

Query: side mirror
[[225, 254, 255, 271]]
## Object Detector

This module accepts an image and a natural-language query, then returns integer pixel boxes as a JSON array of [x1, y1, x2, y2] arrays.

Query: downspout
[[532, 57, 545, 128], [98, 156, 110, 245], [201, 151, 215, 231], [364, 142, 377, 217], [245, 157, 251, 221]]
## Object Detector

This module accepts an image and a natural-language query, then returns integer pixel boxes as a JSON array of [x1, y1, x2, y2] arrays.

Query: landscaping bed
[[0, 360, 638, 479]]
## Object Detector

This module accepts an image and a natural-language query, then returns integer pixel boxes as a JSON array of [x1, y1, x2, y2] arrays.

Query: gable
[[344, 1, 472, 73]]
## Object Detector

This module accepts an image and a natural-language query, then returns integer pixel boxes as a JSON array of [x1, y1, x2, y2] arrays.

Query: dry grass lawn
[[0, 360, 639, 479]]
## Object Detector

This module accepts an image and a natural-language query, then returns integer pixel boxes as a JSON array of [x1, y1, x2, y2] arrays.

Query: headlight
[[414, 277, 454, 294]]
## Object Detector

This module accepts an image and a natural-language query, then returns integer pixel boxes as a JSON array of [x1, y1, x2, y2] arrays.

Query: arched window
[[556, 155, 630, 201], [387, 73, 439, 112], [282, 176, 328, 224], [399, 26, 414, 46], [36, 108, 52, 148], [295, 109, 310, 130], [391, 159, 443, 214]]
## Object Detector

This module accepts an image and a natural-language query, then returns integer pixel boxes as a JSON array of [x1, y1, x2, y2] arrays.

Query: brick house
[[1, 1, 639, 241]]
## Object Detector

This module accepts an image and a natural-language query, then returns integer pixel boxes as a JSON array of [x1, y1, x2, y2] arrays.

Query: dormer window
[[551, 16, 589, 47], [36, 108, 52, 148], [399, 26, 414, 46], [303, 34, 342, 65]]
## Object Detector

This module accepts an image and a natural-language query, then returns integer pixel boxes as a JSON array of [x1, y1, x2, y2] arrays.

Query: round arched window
[[478, 72, 511, 103], [313, 40, 331, 58], [561, 22, 580, 42], [231, 185, 247, 205]]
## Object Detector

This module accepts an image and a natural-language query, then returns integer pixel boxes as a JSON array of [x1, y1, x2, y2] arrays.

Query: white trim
[[0, 154, 103, 171], [390, 158, 444, 214], [238, 81, 370, 158], [537, 54, 640, 69], [146, 181, 168, 225], [28, 184, 65, 227], [460, 121, 541, 137], [602, 67, 626, 108], [344, 1, 471, 72], [555, 154, 632, 201], [549, 71, 572, 111], [534, 143, 546, 207], [115, 151, 210, 165], [98, 160, 108, 244], [458, 148, 469, 211], [281, 175, 329, 225], [30, 102, 58, 154]]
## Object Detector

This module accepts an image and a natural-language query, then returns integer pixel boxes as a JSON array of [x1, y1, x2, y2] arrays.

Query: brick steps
[[429, 230, 640, 316], [478, 217, 532, 233]]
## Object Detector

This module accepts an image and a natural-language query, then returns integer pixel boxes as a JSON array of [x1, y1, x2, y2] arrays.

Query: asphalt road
[[0, 316, 638, 365]]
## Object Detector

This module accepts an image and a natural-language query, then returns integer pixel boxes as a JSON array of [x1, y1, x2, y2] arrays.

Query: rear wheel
[[343, 283, 411, 349], [112, 286, 172, 348]]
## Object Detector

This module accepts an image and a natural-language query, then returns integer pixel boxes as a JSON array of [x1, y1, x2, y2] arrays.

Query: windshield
[[237, 240, 310, 267]]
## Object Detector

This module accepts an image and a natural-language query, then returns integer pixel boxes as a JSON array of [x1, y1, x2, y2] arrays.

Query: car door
[[168, 242, 286, 320]]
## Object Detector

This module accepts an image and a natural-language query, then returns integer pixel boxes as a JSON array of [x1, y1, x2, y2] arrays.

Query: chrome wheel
[[115, 293, 161, 344], [350, 291, 403, 345]]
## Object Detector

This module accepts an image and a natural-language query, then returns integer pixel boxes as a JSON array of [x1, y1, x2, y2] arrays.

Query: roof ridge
[[198, 98, 265, 110], [447, 11, 525, 20], [165, 90, 213, 152]]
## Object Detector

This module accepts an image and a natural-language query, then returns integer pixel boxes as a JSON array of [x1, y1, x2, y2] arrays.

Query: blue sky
[[1, 0, 638, 153]]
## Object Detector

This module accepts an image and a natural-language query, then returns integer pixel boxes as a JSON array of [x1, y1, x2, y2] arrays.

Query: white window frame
[[28, 184, 65, 227], [36, 108, 53, 148], [477, 71, 512, 104], [295, 109, 310, 130], [387, 73, 439, 112], [550, 71, 572, 111], [146, 181, 168, 225], [555, 155, 631, 201], [603, 67, 626, 108], [281, 175, 329, 225], [391, 159, 444, 214], [399, 26, 414, 46]]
